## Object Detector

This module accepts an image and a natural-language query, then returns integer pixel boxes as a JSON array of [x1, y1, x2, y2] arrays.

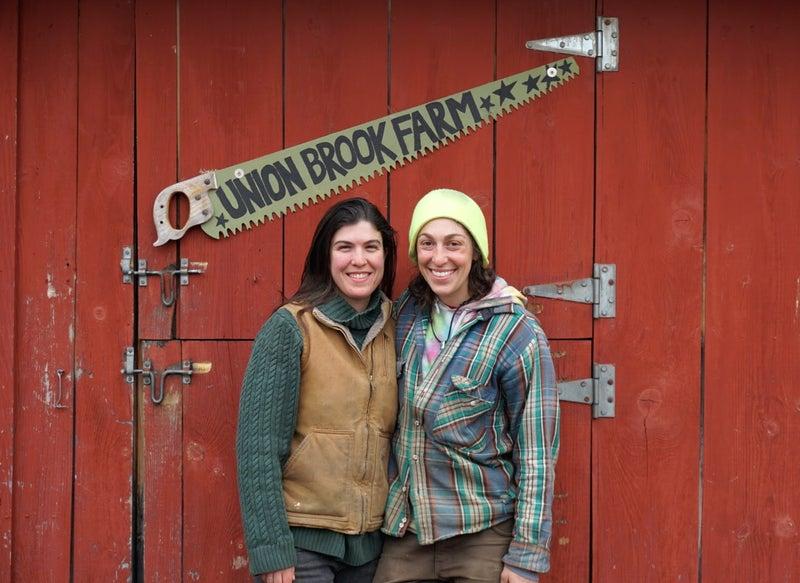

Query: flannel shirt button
[[402, 485, 408, 492], [414, 419, 421, 427], [412, 454, 419, 461], [470, 399, 480, 406]]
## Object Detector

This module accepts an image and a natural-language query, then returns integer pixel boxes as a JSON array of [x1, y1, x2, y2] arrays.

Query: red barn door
[[133, 1, 632, 581]]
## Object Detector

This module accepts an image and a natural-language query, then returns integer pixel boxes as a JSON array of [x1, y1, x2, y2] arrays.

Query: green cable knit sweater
[[236, 293, 385, 575]]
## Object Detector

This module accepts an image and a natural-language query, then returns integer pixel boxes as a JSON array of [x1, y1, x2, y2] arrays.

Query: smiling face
[[415, 218, 475, 308], [329, 220, 385, 312]]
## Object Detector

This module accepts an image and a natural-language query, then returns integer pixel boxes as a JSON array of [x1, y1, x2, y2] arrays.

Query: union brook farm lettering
[[215, 92, 481, 220]]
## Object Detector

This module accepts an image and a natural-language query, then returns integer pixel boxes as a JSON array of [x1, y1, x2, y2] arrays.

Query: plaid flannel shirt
[[382, 289, 560, 574]]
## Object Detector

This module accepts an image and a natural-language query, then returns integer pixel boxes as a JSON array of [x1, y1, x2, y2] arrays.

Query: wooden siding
[[3, 1, 798, 581]]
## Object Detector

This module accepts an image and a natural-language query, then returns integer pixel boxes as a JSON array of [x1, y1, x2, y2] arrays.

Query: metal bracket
[[526, 16, 619, 72], [557, 363, 615, 418], [121, 346, 154, 387], [120, 246, 206, 306], [523, 263, 616, 318], [151, 360, 213, 405]]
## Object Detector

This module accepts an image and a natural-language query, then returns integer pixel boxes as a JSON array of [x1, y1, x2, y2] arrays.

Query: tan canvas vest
[[281, 299, 396, 533]]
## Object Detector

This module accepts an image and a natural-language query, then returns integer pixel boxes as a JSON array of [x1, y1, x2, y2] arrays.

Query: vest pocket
[[369, 430, 393, 524], [283, 429, 354, 522]]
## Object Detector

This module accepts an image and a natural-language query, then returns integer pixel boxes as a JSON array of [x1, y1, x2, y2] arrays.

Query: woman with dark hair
[[237, 197, 398, 583], [375, 189, 560, 583]]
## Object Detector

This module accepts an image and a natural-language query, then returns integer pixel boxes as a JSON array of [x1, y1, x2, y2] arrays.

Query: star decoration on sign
[[523, 74, 541, 94], [215, 213, 229, 228], [541, 70, 559, 89], [480, 96, 494, 113], [493, 80, 517, 105], [558, 60, 574, 75]]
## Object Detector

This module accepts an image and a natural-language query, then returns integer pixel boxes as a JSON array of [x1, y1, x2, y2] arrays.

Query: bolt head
[[560, 41, 566, 48], [588, 49, 594, 56]]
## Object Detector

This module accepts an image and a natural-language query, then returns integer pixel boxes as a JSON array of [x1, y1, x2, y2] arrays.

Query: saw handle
[[153, 172, 217, 246]]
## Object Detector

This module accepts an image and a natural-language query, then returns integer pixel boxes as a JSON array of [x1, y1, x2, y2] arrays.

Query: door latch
[[121, 346, 155, 386], [121, 347, 212, 405], [557, 363, 615, 418], [120, 246, 206, 306], [523, 263, 616, 318], [151, 360, 213, 405], [526, 16, 619, 72]]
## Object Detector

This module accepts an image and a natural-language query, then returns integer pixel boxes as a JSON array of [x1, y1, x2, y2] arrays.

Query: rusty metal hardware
[[557, 363, 616, 418], [121, 346, 154, 388], [151, 360, 213, 405], [523, 263, 616, 319], [120, 246, 206, 306], [51, 368, 68, 409]]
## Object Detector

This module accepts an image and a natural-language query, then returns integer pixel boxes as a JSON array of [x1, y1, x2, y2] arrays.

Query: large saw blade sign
[[153, 58, 579, 245]]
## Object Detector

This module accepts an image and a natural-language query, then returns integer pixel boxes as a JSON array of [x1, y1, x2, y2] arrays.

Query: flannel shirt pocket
[[431, 375, 494, 449]]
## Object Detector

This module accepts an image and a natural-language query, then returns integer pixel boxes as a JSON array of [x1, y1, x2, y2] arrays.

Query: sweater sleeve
[[236, 309, 304, 576]]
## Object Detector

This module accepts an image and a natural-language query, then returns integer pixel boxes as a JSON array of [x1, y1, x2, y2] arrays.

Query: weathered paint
[[0, 0, 17, 578]]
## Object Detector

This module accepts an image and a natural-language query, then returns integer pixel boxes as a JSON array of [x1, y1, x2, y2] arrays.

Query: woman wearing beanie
[[375, 189, 559, 583], [236, 197, 398, 583]]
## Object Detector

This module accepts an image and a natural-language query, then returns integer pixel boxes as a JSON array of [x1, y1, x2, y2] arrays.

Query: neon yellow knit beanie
[[408, 188, 489, 267]]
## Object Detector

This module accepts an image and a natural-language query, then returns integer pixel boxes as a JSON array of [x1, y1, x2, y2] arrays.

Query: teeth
[[432, 270, 454, 277], [348, 273, 370, 280]]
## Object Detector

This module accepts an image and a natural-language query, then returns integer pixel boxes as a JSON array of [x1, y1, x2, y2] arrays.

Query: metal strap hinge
[[526, 16, 619, 72], [523, 263, 616, 318], [120, 246, 206, 306], [557, 363, 615, 418]]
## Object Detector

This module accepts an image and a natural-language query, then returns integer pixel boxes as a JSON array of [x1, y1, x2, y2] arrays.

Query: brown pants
[[373, 520, 513, 583]]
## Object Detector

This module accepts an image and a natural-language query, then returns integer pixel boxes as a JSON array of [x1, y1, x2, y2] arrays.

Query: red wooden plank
[[496, 0, 595, 340], [0, 1, 18, 578], [179, 0, 283, 339], [139, 341, 183, 583], [137, 0, 178, 340], [704, 2, 800, 579], [13, 1, 78, 579], [389, 0, 494, 290], [182, 341, 250, 580], [71, 0, 135, 579], [283, 0, 388, 296], [545, 340, 591, 583], [594, 1, 705, 580]]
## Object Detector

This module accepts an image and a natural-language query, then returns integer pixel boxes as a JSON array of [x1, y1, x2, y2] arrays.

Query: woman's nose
[[351, 248, 367, 265], [431, 246, 447, 264]]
